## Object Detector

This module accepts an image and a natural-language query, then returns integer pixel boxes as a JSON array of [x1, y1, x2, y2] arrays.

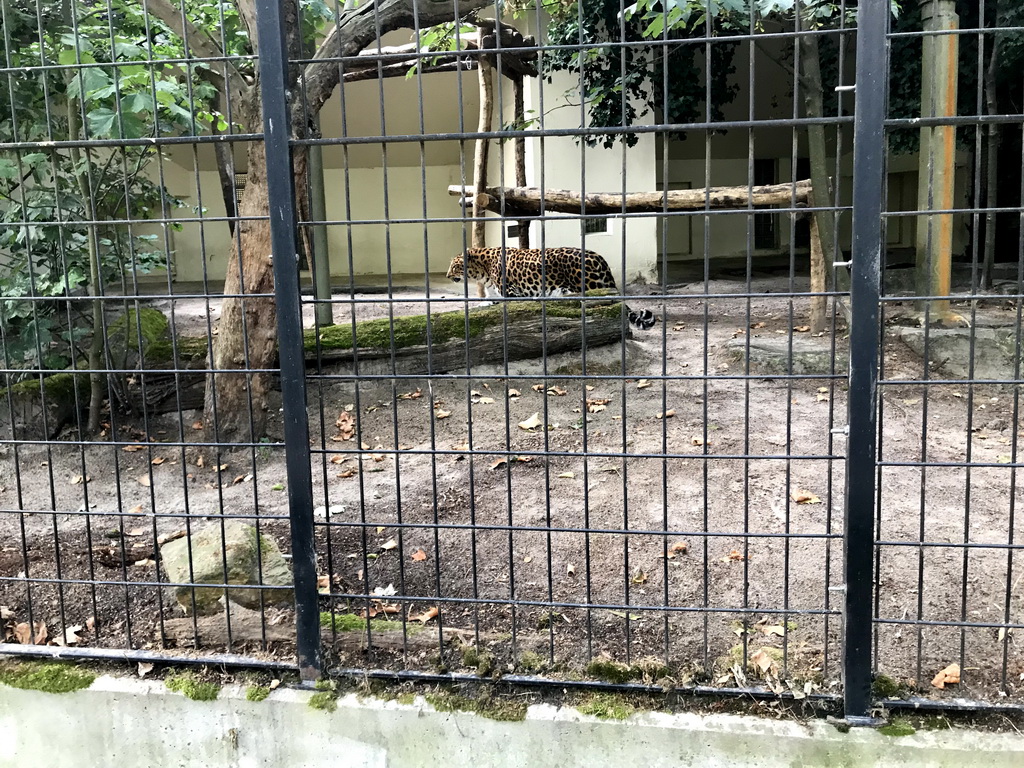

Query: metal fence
[[1, 0, 1022, 723]]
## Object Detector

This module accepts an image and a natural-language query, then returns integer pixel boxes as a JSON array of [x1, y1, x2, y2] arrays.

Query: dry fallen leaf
[[518, 413, 544, 431], [137, 475, 152, 488], [413, 606, 439, 624], [490, 458, 509, 470], [435, 409, 452, 420], [70, 474, 88, 485], [123, 444, 144, 453], [137, 662, 154, 678], [335, 411, 355, 441], [547, 386, 568, 396], [398, 388, 423, 400], [557, 471, 575, 479], [666, 541, 689, 559], [631, 569, 648, 585], [411, 548, 428, 562], [656, 410, 676, 419], [380, 539, 398, 551], [566, 563, 577, 577], [192, 421, 203, 430], [636, 379, 651, 389], [794, 325, 811, 333], [723, 550, 747, 562], [317, 575, 331, 594], [749, 649, 774, 674], [791, 490, 822, 505], [508, 388, 522, 398], [337, 468, 358, 479], [151, 457, 166, 465], [762, 625, 786, 637], [932, 663, 961, 689], [531, 384, 545, 392]]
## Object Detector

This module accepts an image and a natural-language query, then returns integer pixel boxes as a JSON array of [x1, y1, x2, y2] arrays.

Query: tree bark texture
[[174, 0, 491, 442], [451, 180, 812, 216], [203, 135, 279, 443], [797, 32, 845, 294], [472, 48, 494, 297], [512, 74, 530, 249]]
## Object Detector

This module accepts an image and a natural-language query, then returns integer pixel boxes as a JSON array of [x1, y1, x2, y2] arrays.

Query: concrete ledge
[[3, 675, 1024, 767]]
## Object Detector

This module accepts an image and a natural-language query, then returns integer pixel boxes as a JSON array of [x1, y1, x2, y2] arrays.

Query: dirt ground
[[2, 275, 1023, 704]]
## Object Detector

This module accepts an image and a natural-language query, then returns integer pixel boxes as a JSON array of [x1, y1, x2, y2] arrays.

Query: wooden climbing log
[[448, 180, 813, 216]]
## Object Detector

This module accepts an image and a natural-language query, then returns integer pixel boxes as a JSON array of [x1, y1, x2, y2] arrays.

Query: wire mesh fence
[[1, 0, 1023, 721]]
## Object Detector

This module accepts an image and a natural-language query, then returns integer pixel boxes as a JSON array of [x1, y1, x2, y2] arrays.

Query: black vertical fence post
[[843, 0, 888, 722], [253, 0, 321, 681]]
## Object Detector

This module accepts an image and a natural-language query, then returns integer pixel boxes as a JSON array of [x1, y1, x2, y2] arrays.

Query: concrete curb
[[3, 675, 1024, 767]]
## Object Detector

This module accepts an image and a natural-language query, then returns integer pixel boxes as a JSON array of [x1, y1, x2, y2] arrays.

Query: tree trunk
[[981, 28, 1001, 290], [797, 32, 846, 295], [67, 97, 105, 433], [213, 140, 238, 238], [203, 137, 280, 443], [472, 48, 493, 298], [512, 74, 530, 249]]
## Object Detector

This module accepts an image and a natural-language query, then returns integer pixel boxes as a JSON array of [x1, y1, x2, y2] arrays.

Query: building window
[[234, 173, 247, 204], [584, 217, 609, 235]]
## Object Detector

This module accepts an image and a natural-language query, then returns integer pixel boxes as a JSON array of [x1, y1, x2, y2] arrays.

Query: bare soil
[[2, 276, 1022, 705]]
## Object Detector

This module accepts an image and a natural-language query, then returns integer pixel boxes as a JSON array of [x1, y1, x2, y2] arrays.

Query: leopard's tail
[[626, 307, 658, 331]]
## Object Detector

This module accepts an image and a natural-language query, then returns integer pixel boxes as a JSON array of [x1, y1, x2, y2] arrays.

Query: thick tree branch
[[143, 0, 250, 107], [299, 0, 493, 134]]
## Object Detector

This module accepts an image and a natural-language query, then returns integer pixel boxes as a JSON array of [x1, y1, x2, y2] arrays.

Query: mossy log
[[309, 294, 630, 376], [0, 295, 627, 437]]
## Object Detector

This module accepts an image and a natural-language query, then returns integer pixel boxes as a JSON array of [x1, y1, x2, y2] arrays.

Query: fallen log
[[1, 295, 628, 437], [309, 294, 630, 376], [448, 180, 813, 216]]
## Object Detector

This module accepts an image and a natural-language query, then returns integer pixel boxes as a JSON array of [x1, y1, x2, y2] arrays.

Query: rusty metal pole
[[915, 0, 959, 322]]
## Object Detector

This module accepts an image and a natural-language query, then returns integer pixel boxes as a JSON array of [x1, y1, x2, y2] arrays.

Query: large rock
[[0, 373, 86, 440], [724, 337, 843, 376], [896, 324, 1023, 381], [159, 520, 293, 615]]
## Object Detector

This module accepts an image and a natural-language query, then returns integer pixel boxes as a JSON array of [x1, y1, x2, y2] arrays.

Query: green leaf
[[85, 108, 118, 137]]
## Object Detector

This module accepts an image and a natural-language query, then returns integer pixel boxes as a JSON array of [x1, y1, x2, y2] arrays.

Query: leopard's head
[[446, 254, 465, 282]]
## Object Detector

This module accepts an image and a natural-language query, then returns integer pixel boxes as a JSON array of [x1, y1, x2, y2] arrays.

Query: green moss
[[308, 691, 338, 712], [0, 662, 94, 694], [246, 685, 270, 702], [871, 673, 903, 699], [517, 651, 546, 674], [396, 692, 417, 706], [425, 691, 474, 713], [308, 293, 623, 353], [578, 694, 635, 720], [476, 696, 528, 722], [921, 715, 952, 731], [632, 657, 670, 682], [424, 689, 527, 722], [147, 335, 208, 363], [165, 673, 220, 701], [319, 611, 422, 635], [879, 718, 917, 737], [461, 646, 495, 677], [107, 308, 169, 350], [3, 371, 88, 401], [586, 658, 636, 684]]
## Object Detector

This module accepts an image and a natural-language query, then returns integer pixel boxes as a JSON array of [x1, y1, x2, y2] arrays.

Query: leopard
[[445, 247, 657, 330]]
